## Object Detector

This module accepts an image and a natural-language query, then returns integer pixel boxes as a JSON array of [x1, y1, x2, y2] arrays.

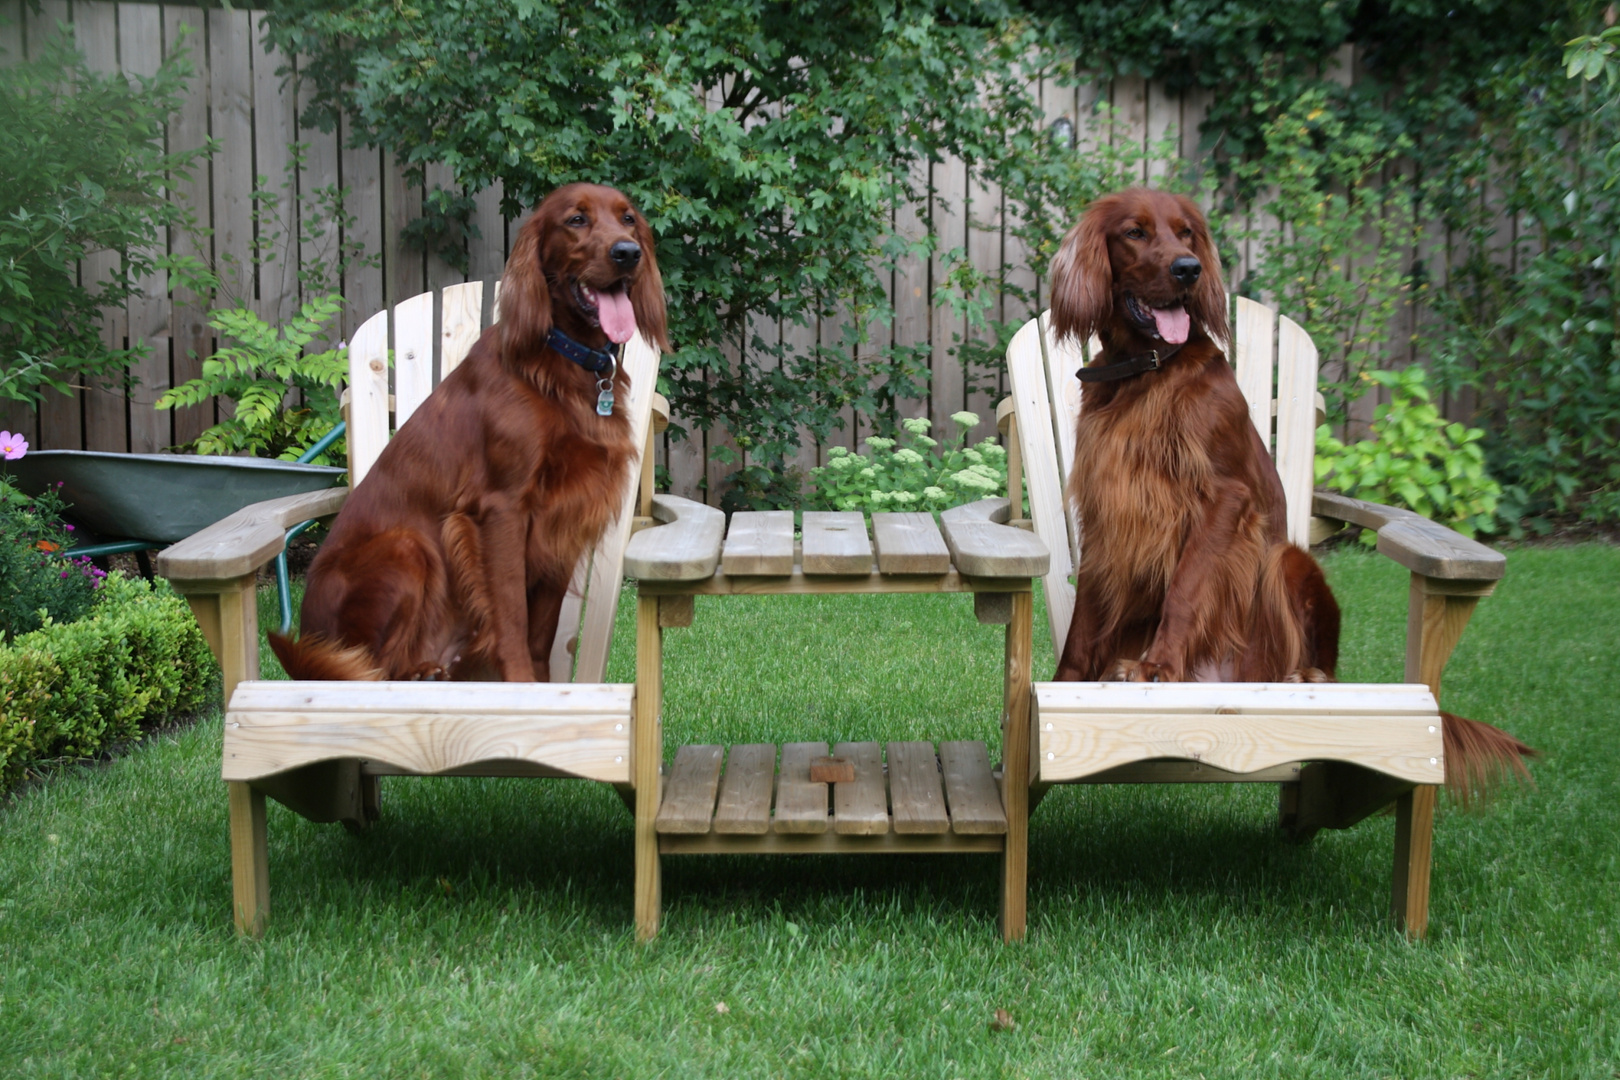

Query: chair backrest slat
[[1274, 314, 1318, 548], [1232, 296, 1277, 454], [440, 281, 484, 377], [393, 292, 435, 430], [1009, 316, 1079, 652], [347, 309, 391, 487]]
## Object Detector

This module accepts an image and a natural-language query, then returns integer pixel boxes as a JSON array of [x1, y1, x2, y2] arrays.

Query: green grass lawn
[[2, 544, 1616, 1078]]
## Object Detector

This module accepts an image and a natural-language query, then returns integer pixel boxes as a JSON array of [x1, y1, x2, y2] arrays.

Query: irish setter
[[271, 183, 667, 683], [1048, 188, 1531, 795]]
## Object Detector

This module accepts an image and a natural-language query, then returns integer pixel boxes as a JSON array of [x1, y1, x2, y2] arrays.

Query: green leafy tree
[[0, 25, 213, 404], [263, 0, 1055, 500]]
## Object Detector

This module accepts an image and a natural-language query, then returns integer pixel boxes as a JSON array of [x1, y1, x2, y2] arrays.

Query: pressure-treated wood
[[639, 568, 1029, 597], [393, 291, 434, 428], [440, 281, 484, 376], [655, 745, 725, 834], [156, 487, 349, 583], [713, 743, 776, 835], [224, 682, 634, 784], [1316, 491, 1506, 581], [832, 741, 889, 836], [773, 742, 831, 834], [722, 511, 795, 576], [938, 501, 1050, 578], [1035, 682, 1444, 785], [1274, 314, 1318, 548], [940, 741, 1007, 835], [801, 512, 874, 574], [633, 596, 663, 941], [662, 831, 1003, 856], [228, 781, 269, 938], [1232, 296, 1277, 453], [623, 495, 726, 581], [888, 741, 950, 834], [809, 756, 856, 784], [871, 513, 952, 574], [999, 590, 1032, 942], [1391, 785, 1437, 938]]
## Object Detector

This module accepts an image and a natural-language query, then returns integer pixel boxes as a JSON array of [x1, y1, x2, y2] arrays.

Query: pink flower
[[0, 431, 26, 460]]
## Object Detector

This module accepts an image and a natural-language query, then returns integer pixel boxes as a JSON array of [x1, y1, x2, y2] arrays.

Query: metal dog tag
[[596, 386, 615, 416]]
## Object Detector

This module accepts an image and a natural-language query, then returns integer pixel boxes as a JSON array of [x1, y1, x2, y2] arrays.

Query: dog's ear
[[499, 211, 553, 360], [629, 213, 670, 352], [1049, 201, 1113, 346], [1179, 194, 1230, 348]]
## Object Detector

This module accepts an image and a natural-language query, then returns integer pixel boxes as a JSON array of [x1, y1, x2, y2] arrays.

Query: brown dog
[[1047, 187, 1531, 797], [271, 183, 668, 682], [1049, 187, 1338, 684]]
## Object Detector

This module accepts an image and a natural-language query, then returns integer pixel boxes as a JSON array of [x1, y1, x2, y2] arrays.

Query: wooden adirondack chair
[[997, 297, 1506, 938], [156, 281, 666, 936]]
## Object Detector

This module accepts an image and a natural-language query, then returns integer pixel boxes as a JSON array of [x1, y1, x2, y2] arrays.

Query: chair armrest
[[1311, 491, 1504, 581], [156, 487, 350, 585]]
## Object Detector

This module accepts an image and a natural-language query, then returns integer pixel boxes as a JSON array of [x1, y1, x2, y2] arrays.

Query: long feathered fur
[[1442, 711, 1537, 807]]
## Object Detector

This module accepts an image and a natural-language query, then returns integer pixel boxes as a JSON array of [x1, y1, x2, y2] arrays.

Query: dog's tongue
[[597, 287, 637, 344], [1153, 303, 1190, 345]]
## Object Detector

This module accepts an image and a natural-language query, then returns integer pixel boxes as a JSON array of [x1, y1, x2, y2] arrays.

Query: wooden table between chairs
[[622, 496, 1049, 942]]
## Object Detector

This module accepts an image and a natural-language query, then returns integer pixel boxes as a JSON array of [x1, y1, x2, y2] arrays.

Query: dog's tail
[[267, 632, 384, 681], [1442, 711, 1537, 807]]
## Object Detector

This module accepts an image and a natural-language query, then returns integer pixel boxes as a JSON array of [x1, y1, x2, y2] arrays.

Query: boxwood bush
[[0, 573, 214, 790]]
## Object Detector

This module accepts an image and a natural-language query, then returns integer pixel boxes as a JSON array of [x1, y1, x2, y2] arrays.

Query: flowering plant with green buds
[[806, 412, 1008, 514]]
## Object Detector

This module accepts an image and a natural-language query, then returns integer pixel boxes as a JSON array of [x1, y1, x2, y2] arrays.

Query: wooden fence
[[2, 2, 1521, 504]]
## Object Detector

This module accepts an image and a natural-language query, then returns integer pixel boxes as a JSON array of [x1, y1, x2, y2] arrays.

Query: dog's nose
[[610, 240, 642, 268], [1170, 256, 1202, 285]]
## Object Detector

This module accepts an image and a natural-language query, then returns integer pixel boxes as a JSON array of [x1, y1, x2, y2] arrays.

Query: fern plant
[[156, 294, 349, 464]]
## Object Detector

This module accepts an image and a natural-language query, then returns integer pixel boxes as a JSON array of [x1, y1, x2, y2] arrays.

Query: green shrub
[[806, 413, 1007, 514], [0, 478, 104, 640], [1315, 366, 1502, 543], [0, 573, 214, 789]]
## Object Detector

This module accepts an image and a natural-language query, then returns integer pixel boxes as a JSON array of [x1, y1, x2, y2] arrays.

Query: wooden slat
[[773, 741, 830, 834], [572, 330, 662, 680], [1232, 296, 1276, 453], [121, 1, 171, 454], [721, 510, 794, 576], [1313, 491, 1505, 581], [940, 740, 1006, 835], [800, 511, 872, 574], [1008, 316, 1077, 650], [622, 493, 726, 581], [1275, 314, 1318, 548], [1034, 682, 1444, 785], [937, 500, 1049, 577], [223, 681, 633, 784], [871, 513, 951, 574], [663, 831, 1001, 856], [392, 291, 434, 429], [832, 741, 888, 836], [887, 741, 949, 835], [639, 568, 1028, 597], [78, 4, 127, 453], [712, 743, 775, 835], [440, 280, 484, 377], [654, 744, 724, 834], [346, 309, 390, 484], [162, 3, 211, 449], [156, 487, 349, 583]]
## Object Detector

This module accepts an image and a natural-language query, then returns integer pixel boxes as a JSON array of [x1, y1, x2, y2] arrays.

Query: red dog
[[1047, 187, 1531, 795], [272, 183, 667, 682]]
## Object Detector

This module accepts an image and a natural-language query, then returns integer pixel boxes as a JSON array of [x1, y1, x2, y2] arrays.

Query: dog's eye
[[622, 212, 636, 225], [1125, 227, 1147, 240], [567, 213, 588, 227], [1179, 228, 1193, 239]]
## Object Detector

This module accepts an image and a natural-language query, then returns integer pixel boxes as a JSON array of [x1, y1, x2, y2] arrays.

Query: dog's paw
[[1108, 659, 1141, 682], [1126, 660, 1180, 683], [1284, 667, 1333, 684]]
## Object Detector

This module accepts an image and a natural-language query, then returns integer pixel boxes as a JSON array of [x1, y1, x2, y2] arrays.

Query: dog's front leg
[[1134, 482, 1253, 683], [1055, 576, 1118, 681], [447, 497, 540, 682]]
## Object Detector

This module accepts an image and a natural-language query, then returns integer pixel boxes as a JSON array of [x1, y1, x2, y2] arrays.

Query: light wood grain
[[1392, 785, 1437, 939], [393, 290, 434, 429], [638, 568, 1027, 597], [347, 308, 391, 484], [938, 501, 1050, 578], [801, 512, 873, 574], [888, 741, 949, 835], [722, 510, 795, 576], [228, 781, 269, 938], [633, 595, 662, 940], [1035, 683, 1444, 786], [940, 741, 1007, 835], [157, 487, 349, 584], [223, 680, 633, 784], [871, 513, 951, 574], [1314, 491, 1506, 581], [999, 590, 1032, 942], [832, 741, 889, 836], [773, 742, 830, 834], [1275, 314, 1318, 548], [713, 743, 776, 835], [623, 494, 726, 581], [655, 745, 724, 834], [1232, 296, 1277, 453], [1006, 316, 1078, 650], [440, 280, 484, 376], [661, 831, 1002, 856]]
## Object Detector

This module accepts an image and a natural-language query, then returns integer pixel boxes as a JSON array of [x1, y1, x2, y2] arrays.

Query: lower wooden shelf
[[654, 739, 1009, 854]]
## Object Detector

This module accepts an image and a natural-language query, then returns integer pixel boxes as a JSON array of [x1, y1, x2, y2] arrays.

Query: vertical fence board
[[164, 2, 210, 447], [468, 181, 508, 285], [33, 1, 82, 449], [930, 155, 968, 429], [340, 134, 385, 342], [965, 163, 1001, 445], [121, 1, 170, 452], [77, 2, 128, 452]]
